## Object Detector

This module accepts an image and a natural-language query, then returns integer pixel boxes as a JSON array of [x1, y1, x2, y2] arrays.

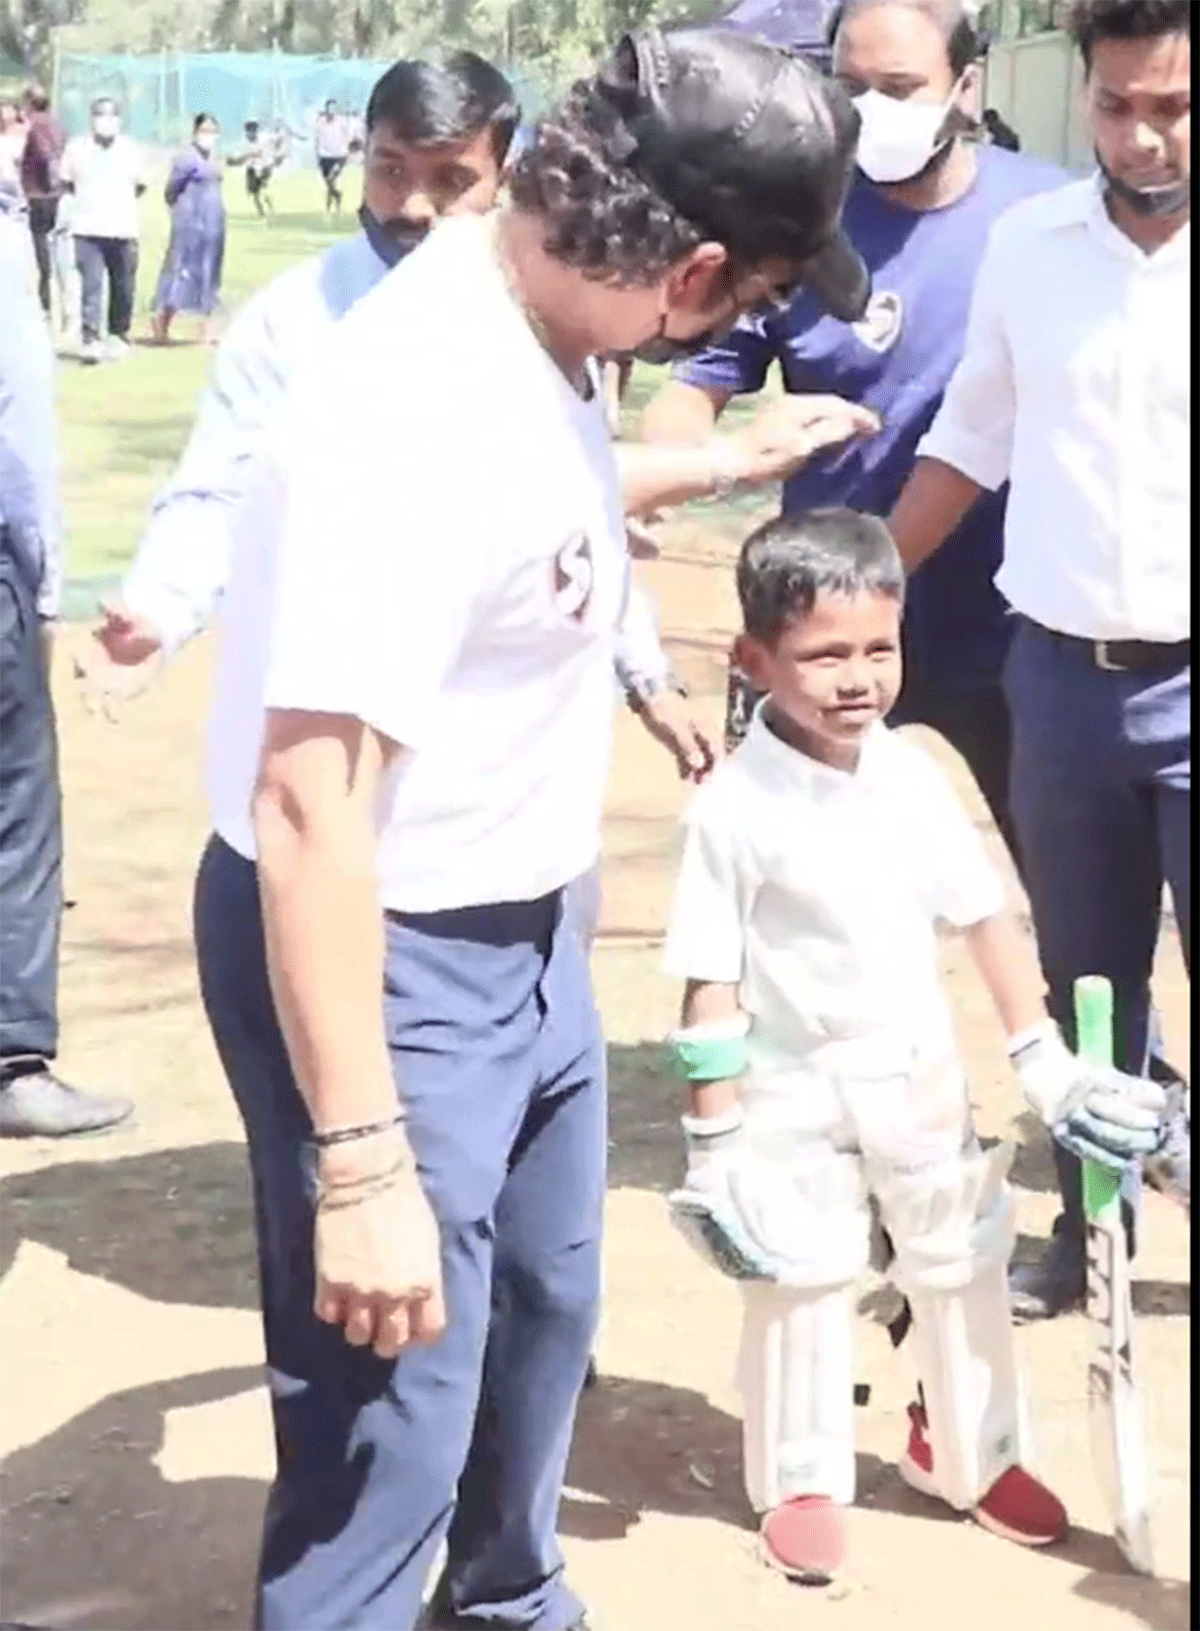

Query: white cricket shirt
[[662, 713, 1005, 1074], [918, 176, 1190, 643], [208, 215, 628, 912], [60, 134, 144, 240]]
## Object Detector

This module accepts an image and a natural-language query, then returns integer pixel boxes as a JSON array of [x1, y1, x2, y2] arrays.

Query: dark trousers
[[194, 837, 605, 1631], [0, 535, 62, 1068], [1004, 620, 1190, 1246], [75, 234, 138, 343], [26, 197, 59, 317]]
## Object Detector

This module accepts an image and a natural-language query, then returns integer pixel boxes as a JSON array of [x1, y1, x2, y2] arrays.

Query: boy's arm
[[964, 909, 1165, 1169], [915, 741, 1164, 1169], [662, 795, 754, 1129], [678, 979, 745, 1123]]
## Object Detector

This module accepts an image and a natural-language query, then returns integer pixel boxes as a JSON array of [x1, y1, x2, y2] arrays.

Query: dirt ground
[[0, 504, 1190, 1631]]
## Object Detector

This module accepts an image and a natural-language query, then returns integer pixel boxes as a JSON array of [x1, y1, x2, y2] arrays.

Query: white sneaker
[[79, 338, 104, 365], [105, 336, 131, 360]]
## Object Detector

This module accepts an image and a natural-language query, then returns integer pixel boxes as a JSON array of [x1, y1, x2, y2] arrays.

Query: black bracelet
[[311, 1114, 404, 1149]]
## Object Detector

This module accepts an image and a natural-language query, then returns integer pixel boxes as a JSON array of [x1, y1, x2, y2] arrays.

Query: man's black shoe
[[1009, 1226, 1086, 1322], [0, 1068, 133, 1139]]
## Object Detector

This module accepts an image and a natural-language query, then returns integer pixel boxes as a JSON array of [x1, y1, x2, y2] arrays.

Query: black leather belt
[[1030, 621, 1190, 674]]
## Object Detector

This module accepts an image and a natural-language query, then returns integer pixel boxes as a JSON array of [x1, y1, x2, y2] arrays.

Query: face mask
[[358, 202, 427, 269], [92, 115, 119, 141], [852, 87, 955, 185], [194, 133, 217, 155], [1096, 151, 1190, 220]]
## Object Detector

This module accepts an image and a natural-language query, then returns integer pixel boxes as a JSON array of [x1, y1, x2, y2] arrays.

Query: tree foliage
[[23, 0, 726, 87]]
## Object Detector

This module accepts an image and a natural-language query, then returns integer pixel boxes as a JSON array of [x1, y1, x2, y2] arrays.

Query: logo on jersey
[[552, 531, 594, 624], [852, 291, 904, 354]]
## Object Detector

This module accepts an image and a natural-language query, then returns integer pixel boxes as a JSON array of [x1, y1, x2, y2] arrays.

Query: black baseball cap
[[595, 27, 870, 322]]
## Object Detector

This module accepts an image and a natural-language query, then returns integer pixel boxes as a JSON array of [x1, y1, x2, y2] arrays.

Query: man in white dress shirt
[[193, 29, 873, 1630], [889, 0, 1189, 1318]]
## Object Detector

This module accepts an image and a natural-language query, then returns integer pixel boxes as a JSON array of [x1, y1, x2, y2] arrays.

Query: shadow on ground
[[3, 1359, 1181, 1631], [4, 1053, 1185, 1319]]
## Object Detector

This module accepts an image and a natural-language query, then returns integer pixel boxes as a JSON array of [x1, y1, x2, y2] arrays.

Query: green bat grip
[[1074, 975, 1123, 1217]]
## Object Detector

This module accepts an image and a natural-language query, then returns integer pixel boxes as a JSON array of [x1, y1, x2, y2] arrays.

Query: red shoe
[[899, 1401, 1068, 1546], [760, 1495, 846, 1584]]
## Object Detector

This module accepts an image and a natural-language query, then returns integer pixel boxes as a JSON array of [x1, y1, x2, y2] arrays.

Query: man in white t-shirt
[[195, 28, 876, 1631], [60, 97, 145, 363]]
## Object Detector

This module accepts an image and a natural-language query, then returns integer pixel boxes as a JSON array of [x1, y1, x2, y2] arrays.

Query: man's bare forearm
[[888, 457, 983, 572], [253, 718, 401, 1139], [616, 439, 740, 516], [642, 380, 728, 446]]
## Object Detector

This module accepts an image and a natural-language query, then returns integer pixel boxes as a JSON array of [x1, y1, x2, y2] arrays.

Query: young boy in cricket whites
[[661, 509, 1167, 1582]]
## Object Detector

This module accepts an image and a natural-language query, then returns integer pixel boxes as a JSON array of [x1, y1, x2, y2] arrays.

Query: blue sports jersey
[[675, 146, 1065, 689]]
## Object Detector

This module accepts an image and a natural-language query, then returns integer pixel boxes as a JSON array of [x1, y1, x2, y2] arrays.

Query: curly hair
[[1067, 0, 1191, 67], [507, 79, 709, 287]]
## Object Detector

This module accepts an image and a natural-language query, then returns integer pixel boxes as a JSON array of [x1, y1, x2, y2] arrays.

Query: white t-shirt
[[208, 215, 628, 913], [662, 713, 1005, 1074], [60, 134, 144, 240]]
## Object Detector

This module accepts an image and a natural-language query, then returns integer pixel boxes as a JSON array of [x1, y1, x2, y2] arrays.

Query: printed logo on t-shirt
[[552, 531, 594, 624], [852, 291, 904, 354]]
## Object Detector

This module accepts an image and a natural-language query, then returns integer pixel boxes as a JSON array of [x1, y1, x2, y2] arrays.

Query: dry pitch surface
[[0, 503, 1190, 1631]]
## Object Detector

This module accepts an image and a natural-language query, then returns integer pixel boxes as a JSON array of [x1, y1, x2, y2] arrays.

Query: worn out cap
[[595, 26, 870, 322]]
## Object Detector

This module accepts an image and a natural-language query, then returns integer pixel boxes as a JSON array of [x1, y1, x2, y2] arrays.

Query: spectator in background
[[982, 106, 1021, 150], [1, 186, 134, 1140], [19, 85, 65, 322], [233, 119, 277, 219], [152, 113, 227, 346], [314, 98, 350, 213], [60, 97, 146, 365], [0, 101, 27, 186]]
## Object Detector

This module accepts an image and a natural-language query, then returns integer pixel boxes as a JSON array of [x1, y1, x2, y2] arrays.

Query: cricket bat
[[1075, 975, 1155, 1575]]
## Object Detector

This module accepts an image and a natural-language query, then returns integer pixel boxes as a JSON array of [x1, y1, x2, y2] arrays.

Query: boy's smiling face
[[735, 587, 903, 770]]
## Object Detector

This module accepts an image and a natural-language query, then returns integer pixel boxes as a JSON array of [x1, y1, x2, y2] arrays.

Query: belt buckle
[[1094, 640, 1126, 673]]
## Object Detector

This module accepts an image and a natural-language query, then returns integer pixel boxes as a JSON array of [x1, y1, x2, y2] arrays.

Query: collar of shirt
[[1045, 172, 1190, 270], [742, 707, 890, 802]]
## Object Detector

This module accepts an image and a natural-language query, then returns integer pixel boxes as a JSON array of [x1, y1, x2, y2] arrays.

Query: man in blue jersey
[[646, 0, 1062, 861]]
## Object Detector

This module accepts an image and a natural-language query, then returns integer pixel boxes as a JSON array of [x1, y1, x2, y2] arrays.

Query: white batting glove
[[1009, 1022, 1167, 1173]]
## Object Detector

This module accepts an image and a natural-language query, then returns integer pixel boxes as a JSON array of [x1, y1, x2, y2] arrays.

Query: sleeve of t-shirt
[[661, 780, 754, 985], [916, 220, 1016, 491], [260, 347, 491, 753], [58, 139, 77, 186], [904, 742, 1007, 928], [670, 313, 778, 397]]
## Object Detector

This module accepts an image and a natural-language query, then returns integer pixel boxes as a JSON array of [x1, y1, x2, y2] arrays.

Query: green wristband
[[672, 1031, 749, 1083]]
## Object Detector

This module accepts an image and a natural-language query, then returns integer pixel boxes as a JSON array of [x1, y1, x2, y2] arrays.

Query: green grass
[[58, 167, 362, 617], [58, 166, 770, 618]]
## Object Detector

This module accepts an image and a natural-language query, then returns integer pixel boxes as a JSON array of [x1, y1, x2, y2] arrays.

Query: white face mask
[[852, 87, 955, 185], [92, 114, 119, 141], [194, 132, 217, 154]]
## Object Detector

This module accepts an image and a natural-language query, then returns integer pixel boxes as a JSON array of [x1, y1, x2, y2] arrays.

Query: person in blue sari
[[152, 114, 226, 345]]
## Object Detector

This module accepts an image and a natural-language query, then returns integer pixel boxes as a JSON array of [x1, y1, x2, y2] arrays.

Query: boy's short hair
[[737, 508, 904, 644]]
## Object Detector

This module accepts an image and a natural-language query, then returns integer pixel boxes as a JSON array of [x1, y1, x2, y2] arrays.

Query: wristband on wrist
[[681, 1104, 745, 1142], [670, 1014, 750, 1082], [1007, 1019, 1065, 1065]]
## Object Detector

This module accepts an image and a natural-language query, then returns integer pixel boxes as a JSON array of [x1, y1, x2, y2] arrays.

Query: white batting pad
[[872, 1143, 1029, 1510], [739, 1282, 857, 1512]]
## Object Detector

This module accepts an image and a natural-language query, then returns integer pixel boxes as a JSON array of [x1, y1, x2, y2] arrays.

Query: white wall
[[984, 30, 1092, 171]]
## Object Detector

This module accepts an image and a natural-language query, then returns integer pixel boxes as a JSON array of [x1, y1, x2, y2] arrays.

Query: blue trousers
[[194, 837, 605, 1631], [1004, 620, 1190, 1243]]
